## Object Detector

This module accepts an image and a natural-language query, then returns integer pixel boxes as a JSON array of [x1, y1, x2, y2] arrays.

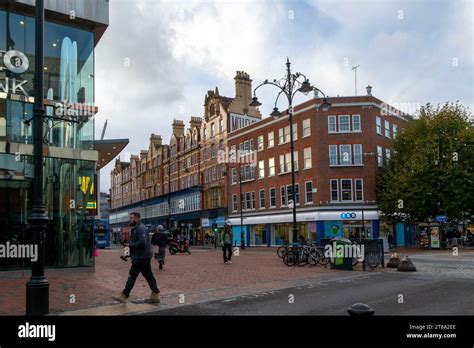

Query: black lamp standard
[[250, 58, 330, 244], [26, 0, 49, 315]]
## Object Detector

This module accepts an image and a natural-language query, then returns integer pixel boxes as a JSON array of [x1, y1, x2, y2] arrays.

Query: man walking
[[152, 225, 168, 270], [221, 222, 233, 264], [114, 212, 160, 303]]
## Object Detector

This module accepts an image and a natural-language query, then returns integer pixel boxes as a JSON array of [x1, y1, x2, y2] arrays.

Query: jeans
[[123, 258, 159, 296], [222, 244, 232, 263], [155, 245, 166, 264]]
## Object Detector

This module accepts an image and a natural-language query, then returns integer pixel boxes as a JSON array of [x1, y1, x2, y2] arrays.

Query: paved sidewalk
[[1, 246, 375, 315]]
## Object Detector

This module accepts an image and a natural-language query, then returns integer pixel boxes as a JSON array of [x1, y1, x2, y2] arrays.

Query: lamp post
[[250, 58, 330, 244], [26, 0, 49, 315]]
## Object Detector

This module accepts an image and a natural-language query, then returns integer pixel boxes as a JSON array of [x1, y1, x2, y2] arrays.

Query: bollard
[[347, 303, 375, 316], [397, 255, 416, 272], [387, 253, 401, 268]]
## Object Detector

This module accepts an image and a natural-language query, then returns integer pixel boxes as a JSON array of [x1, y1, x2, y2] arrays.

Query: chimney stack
[[234, 71, 252, 106], [172, 119, 185, 137], [149, 133, 162, 146], [366, 85, 372, 96], [189, 116, 203, 130]]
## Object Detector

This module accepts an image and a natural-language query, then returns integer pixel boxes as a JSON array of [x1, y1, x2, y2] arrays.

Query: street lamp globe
[[270, 107, 281, 119]]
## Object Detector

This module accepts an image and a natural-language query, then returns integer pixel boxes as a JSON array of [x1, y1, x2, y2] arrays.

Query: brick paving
[[1, 246, 379, 315]]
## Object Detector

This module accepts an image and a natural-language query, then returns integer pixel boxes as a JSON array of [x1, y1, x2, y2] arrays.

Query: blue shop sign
[[435, 215, 448, 223], [340, 212, 357, 219]]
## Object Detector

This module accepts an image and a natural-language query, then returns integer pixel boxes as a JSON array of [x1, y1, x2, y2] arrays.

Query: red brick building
[[226, 88, 410, 246]]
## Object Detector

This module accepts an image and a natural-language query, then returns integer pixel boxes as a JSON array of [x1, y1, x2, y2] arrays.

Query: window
[[355, 179, 363, 201], [211, 123, 215, 137], [231, 168, 237, 184], [251, 191, 256, 209], [385, 120, 390, 138], [304, 147, 312, 169], [352, 114, 361, 131], [279, 126, 291, 144], [258, 160, 265, 179], [377, 145, 383, 167], [354, 144, 363, 165], [338, 115, 350, 132], [219, 119, 223, 133], [293, 123, 298, 140], [393, 125, 398, 139], [330, 180, 339, 201], [279, 154, 285, 173], [232, 194, 238, 212], [269, 188, 276, 207], [303, 119, 311, 137], [259, 189, 265, 209], [376, 116, 382, 135], [287, 184, 300, 205], [245, 192, 251, 210], [280, 186, 287, 206], [341, 179, 352, 201], [293, 151, 299, 170], [328, 115, 336, 133], [257, 135, 264, 151], [211, 143, 216, 158], [386, 148, 391, 162], [305, 181, 313, 203], [339, 144, 352, 165], [329, 145, 338, 165], [268, 131, 274, 148], [268, 157, 275, 176]]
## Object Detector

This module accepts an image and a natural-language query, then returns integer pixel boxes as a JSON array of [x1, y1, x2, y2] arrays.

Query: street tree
[[376, 102, 474, 225]]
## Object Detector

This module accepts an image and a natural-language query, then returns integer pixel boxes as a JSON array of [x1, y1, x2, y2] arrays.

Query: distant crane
[[352, 65, 360, 96], [100, 119, 108, 140]]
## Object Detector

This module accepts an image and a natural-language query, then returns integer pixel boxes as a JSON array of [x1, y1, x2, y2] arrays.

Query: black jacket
[[152, 230, 170, 247], [129, 223, 152, 261]]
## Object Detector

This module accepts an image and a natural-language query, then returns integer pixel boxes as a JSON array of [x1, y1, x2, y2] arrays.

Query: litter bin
[[330, 238, 353, 270]]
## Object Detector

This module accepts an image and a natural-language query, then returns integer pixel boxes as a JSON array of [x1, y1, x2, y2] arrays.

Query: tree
[[376, 102, 474, 225]]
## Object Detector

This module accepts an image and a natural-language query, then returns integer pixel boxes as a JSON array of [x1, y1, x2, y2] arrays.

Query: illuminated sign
[[0, 49, 29, 97], [340, 212, 357, 219]]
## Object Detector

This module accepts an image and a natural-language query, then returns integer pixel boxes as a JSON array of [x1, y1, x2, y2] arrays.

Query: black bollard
[[347, 303, 375, 316]]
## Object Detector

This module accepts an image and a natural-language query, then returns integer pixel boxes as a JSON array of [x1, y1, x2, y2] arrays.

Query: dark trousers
[[155, 245, 166, 264], [123, 258, 159, 297], [222, 244, 232, 262]]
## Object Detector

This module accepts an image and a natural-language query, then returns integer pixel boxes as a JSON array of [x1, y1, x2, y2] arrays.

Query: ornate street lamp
[[250, 58, 330, 244]]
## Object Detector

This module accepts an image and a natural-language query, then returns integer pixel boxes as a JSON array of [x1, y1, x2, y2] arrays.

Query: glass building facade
[[0, 9, 97, 271]]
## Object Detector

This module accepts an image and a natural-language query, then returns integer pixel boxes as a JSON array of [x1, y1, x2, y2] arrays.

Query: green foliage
[[376, 102, 474, 223]]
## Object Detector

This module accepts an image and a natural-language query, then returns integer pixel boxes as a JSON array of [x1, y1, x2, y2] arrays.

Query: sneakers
[[145, 291, 160, 304], [228, 260, 232, 264], [224, 261, 232, 264], [113, 292, 128, 303]]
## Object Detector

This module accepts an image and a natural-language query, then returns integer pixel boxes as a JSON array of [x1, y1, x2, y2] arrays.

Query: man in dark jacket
[[152, 225, 169, 270], [114, 212, 160, 303]]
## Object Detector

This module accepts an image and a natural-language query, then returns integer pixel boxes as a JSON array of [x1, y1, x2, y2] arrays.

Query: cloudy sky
[[95, 0, 473, 192]]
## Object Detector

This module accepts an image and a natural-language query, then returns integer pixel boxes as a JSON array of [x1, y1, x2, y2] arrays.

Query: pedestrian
[[114, 212, 160, 304], [152, 225, 168, 270], [221, 222, 233, 264]]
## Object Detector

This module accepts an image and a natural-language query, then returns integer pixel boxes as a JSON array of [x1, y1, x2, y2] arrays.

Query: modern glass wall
[[0, 9, 96, 271]]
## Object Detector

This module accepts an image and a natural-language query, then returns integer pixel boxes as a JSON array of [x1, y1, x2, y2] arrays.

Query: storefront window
[[274, 224, 290, 245], [253, 224, 267, 245]]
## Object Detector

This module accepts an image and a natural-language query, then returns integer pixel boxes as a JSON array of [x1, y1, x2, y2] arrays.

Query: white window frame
[[338, 115, 351, 132], [340, 178, 353, 202], [386, 148, 391, 162], [329, 145, 338, 166], [232, 194, 238, 212], [305, 181, 313, 204], [280, 186, 287, 206], [353, 144, 363, 165], [258, 160, 265, 179], [259, 189, 265, 209], [328, 115, 337, 133], [377, 145, 383, 167], [352, 114, 361, 132], [355, 179, 364, 201], [269, 188, 276, 208], [211, 123, 215, 138], [268, 131, 274, 148], [257, 135, 264, 151], [292, 123, 298, 141], [330, 179, 339, 202], [393, 124, 398, 139], [268, 157, 275, 176], [339, 144, 352, 165], [376, 116, 382, 135], [303, 119, 311, 137], [304, 147, 312, 169], [384, 120, 390, 138]]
